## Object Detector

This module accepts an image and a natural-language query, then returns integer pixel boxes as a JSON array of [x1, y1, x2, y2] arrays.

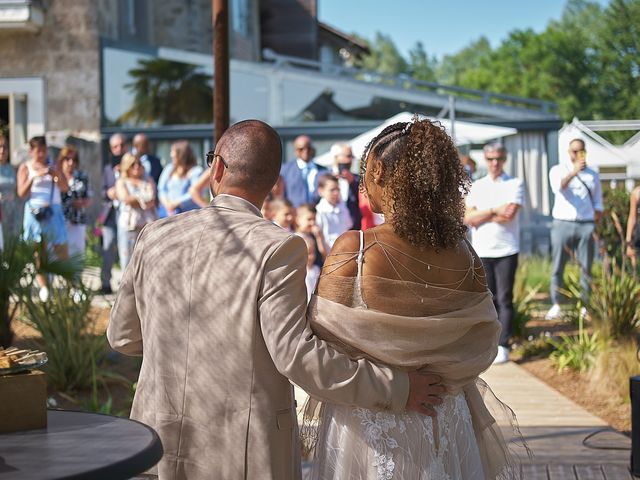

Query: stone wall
[[0, 0, 101, 133]]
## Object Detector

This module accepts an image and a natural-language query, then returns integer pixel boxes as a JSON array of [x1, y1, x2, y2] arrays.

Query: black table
[[0, 410, 163, 480]]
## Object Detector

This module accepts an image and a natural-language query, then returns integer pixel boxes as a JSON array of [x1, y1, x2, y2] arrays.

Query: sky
[[318, 0, 611, 59]]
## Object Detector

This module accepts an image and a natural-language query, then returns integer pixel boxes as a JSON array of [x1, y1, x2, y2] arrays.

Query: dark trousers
[[481, 253, 518, 347]]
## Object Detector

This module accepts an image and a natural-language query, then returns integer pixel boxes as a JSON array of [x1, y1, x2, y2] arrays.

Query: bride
[[306, 117, 520, 479]]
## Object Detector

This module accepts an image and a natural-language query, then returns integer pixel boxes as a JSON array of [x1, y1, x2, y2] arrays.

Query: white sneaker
[[38, 286, 49, 302], [545, 303, 562, 320], [579, 306, 588, 320], [493, 345, 509, 365]]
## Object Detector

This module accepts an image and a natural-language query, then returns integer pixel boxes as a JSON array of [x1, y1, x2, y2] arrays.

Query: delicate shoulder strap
[[356, 230, 365, 279]]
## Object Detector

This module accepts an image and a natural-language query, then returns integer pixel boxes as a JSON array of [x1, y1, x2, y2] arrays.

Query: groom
[[107, 120, 444, 480]]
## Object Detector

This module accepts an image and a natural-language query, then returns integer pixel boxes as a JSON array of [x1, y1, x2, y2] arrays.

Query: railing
[[262, 49, 557, 115]]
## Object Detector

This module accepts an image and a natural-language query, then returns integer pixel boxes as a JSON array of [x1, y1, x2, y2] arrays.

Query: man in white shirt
[[546, 138, 603, 320], [465, 143, 524, 364]]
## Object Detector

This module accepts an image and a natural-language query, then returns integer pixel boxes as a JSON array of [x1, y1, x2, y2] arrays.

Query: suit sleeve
[[258, 234, 409, 412], [106, 226, 147, 356]]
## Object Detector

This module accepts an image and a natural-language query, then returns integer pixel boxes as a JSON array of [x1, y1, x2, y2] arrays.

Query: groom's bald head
[[216, 120, 282, 198]]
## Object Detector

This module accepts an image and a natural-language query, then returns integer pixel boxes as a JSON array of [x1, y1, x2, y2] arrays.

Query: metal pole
[[212, 0, 229, 143]]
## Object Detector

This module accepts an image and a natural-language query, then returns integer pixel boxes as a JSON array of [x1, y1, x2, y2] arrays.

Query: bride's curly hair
[[360, 115, 470, 249]]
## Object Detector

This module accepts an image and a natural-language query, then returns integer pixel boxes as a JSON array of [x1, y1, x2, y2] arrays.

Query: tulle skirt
[[310, 393, 485, 480]]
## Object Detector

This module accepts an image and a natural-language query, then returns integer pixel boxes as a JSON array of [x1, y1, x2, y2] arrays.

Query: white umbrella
[[315, 112, 517, 166]]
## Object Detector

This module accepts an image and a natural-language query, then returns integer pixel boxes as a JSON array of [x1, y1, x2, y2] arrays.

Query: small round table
[[0, 409, 163, 480]]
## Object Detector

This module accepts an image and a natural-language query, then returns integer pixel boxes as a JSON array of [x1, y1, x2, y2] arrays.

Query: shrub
[[589, 340, 640, 403], [512, 261, 542, 339], [589, 255, 640, 340], [598, 188, 630, 262], [547, 315, 600, 373], [19, 281, 106, 393]]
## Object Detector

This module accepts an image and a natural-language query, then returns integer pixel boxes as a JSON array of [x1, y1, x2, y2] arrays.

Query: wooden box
[[0, 370, 47, 433]]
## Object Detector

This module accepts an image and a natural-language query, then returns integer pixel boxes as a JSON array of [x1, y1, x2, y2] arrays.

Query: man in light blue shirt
[[546, 138, 603, 319]]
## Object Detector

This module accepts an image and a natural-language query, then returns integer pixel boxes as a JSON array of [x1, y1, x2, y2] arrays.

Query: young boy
[[295, 203, 327, 262], [270, 198, 295, 231], [315, 174, 353, 249]]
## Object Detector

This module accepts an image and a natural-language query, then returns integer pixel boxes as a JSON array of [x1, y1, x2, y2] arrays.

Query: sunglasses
[[296, 145, 313, 152], [205, 151, 228, 169], [486, 156, 505, 162]]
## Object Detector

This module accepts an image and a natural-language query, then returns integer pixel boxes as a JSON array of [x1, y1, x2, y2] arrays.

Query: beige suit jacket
[[107, 194, 409, 480]]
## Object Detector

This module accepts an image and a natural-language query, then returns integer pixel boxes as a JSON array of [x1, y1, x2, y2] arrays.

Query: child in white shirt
[[315, 174, 353, 250]]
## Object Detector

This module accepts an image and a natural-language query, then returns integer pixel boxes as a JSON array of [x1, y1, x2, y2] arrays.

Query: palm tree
[[119, 58, 213, 126]]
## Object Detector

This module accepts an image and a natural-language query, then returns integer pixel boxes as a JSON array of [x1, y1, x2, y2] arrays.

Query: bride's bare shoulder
[[320, 230, 360, 278]]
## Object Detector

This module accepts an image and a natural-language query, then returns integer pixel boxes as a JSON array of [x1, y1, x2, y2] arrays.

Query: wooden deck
[[483, 363, 632, 479]]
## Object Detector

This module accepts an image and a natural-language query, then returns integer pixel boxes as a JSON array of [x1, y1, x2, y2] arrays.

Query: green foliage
[[356, 33, 408, 77], [519, 256, 552, 295], [120, 58, 213, 126], [84, 227, 103, 268], [598, 188, 630, 261], [589, 255, 640, 340], [358, 0, 640, 122], [19, 281, 106, 393], [547, 315, 600, 372], [512, 261, 542, 339], [0, 236, 83, 346], [513, 334, 555, 360], [407, 42, 437, 83]]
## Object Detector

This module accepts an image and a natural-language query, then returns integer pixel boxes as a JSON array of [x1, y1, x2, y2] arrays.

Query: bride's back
[[318, 225, 488, 317]]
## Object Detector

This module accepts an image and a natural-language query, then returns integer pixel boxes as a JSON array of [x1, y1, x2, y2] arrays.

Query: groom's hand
[[406, 372, 445, 417]]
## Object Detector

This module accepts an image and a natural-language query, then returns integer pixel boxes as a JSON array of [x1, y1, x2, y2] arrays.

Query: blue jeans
[[550, 219, 595, 305]]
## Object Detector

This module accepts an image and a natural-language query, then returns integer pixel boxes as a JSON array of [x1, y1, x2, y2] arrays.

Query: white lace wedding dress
[[308, 231, 514, 480]]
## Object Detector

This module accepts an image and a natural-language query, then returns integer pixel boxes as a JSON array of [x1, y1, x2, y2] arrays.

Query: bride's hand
[[406, 372, 445, 417]]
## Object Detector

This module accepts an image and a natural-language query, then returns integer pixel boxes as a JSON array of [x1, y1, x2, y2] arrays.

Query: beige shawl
[[305, 275, 522, 479]]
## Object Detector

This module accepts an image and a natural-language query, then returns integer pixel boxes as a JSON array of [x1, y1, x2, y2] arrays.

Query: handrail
[[262, 49, 557, 114]]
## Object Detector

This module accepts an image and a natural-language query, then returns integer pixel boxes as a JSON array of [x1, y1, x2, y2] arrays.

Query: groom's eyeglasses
[[205, 151, 228, 169]]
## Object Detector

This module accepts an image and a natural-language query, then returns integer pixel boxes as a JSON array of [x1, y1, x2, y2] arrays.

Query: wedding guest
[[315, 173, 352, 249], [465, 143, 523, 364], [157, 140, 203, 216], [280, 135, 326, 207], [546, 138, 603, 319], [115, 153, 157, 270], [132, 133, 163, 185], [271, 198, 295, 231], [626, 185, 640, 269], [330, 142, 361, 229], [58, 145, 92, 258], [295, 203, 327, 263], [16, 136, 69, 301], [100, 132, 127, 294], [0, 133, 15, 250], [108, 119, 442, 480]]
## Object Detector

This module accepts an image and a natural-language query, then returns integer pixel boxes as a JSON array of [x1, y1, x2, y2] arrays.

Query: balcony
[[0, 1, 44, 32]]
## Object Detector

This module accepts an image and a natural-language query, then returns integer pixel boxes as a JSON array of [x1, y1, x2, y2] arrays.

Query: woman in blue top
[[157, 140, 203, 216]]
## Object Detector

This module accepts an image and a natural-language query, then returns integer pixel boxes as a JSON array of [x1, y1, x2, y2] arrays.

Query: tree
[[119, 58, 213, 126], [356, 32, 408, 77], [592, 0, 640, 121], [436, 37, 492, 86], [408, 41, 437, 82]]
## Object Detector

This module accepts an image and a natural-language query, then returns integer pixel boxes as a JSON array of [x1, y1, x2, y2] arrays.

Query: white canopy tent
[[314, 112, 517, 167]]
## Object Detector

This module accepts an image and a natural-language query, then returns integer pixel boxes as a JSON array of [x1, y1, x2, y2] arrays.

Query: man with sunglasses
[[465, 143, 524, 365], [108, 120, 446, 480], [280, 135, 326, 208], [546, 138, 603, 320]]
